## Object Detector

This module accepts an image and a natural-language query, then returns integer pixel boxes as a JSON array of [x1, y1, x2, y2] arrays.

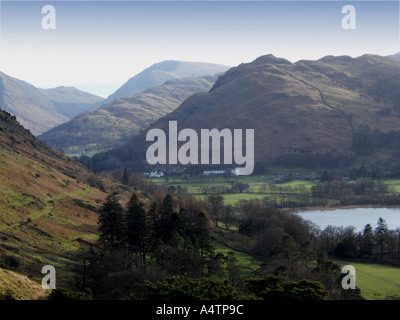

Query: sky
[[0, 1, 399, 97]]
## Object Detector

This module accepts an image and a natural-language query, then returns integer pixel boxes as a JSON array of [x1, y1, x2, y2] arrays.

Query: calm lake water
[[294, 208, 400, 232]]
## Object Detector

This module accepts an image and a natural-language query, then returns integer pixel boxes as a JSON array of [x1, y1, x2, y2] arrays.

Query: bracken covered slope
[[0, 108, 129, 293]]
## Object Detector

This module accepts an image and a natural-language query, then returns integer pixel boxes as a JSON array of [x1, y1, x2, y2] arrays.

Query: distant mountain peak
[[105, 60, 230, 103], [147, 60, 181, 72], [253, 54, 291, 65], [387, 52, 400, 62]]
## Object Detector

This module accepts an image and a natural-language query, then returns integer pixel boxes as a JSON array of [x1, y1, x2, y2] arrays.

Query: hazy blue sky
[[0, 1, 399, 97]]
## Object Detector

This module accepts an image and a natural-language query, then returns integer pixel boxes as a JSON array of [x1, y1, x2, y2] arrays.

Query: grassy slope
[[214, 243, 261, 278], [0, 267, 47, 300], [0, 146, 107, 287], [336, 261, 400, 300]]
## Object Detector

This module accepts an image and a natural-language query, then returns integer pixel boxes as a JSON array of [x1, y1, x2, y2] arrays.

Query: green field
[[337, 261, 400, 300], [148, 175, 400, 206], [147, 175, 317, 205], [384, 179, 400, 193], [214, 243, 261, 273]]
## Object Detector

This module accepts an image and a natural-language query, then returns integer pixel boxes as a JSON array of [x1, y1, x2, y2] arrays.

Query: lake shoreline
[[281, 204, 400, 213], [289, 206, 400, 232]]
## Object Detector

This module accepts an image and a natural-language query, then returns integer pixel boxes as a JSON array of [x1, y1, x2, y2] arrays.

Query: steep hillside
[[0, 71, 68, 135], [39, 75, 219, 156], [0, 71, 105, 135], [0, 108, 129, 290], [0, 267, 47, 300], [87, 54, 400, 173], [105, 60, 230, 103]]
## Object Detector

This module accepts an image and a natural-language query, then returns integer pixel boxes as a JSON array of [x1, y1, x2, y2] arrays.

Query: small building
[[144, 171, 164, 178]]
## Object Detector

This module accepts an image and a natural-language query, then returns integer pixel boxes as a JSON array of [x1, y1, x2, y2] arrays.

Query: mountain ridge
[[105, 60, 230, 103], [85, 53, 400, 173], [39, 74, 221, 156], [0, 72, 105, 135]]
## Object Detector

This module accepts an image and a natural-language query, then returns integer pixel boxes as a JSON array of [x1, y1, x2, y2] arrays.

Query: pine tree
[[206, 194, 224, 228], [98, 192, 125, 250], [157, 194, 175, 244], [360, 224, 374, 259], [125, 193, 148, 264], [375, 217, 389, 260], [194, 211, 213, 257], [122, 168, 129, 186], [147, 201, 161, 250]]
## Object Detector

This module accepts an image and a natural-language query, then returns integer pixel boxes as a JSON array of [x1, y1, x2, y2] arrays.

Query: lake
[[294, 207, 400, 232]]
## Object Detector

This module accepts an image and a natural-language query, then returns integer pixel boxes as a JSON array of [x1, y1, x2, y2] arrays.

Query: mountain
[[39, 74, 220, 156], [0, 71, 105, 135], [387, 52, 400, 62], [0, 71, 68, 135], [105, 60, 230, 103], [38, 86, 105, 118], [87, 54, 400, 173], [0, 108, 129, 292]]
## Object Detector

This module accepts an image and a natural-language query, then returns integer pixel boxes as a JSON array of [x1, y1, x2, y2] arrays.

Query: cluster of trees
[[352, 124, 400, 156], [165, 185, 188, 195], [96, 191, 215, 267], [188, 196, 362, 300], [311, 179, 400, 206], [244, 179, 400, 209], [233, 199, 318, 270], [70, 191, 254, 299], [317, 218, 400, 265], [120, 172, 162, 195], [209, 198, 363, 300], [273, 149, 355, 168], [200, 182, 250, 195], [51, 186, 367, 300]]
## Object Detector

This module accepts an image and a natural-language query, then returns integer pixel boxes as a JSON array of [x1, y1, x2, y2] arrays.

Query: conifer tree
[[360, 224, 374, 259], [158, 194, 175, 244], [375, 217, 389, 260], [122, 168, 129, 186], [125, 193, 148, 264], [98, 192, 125, 250]]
